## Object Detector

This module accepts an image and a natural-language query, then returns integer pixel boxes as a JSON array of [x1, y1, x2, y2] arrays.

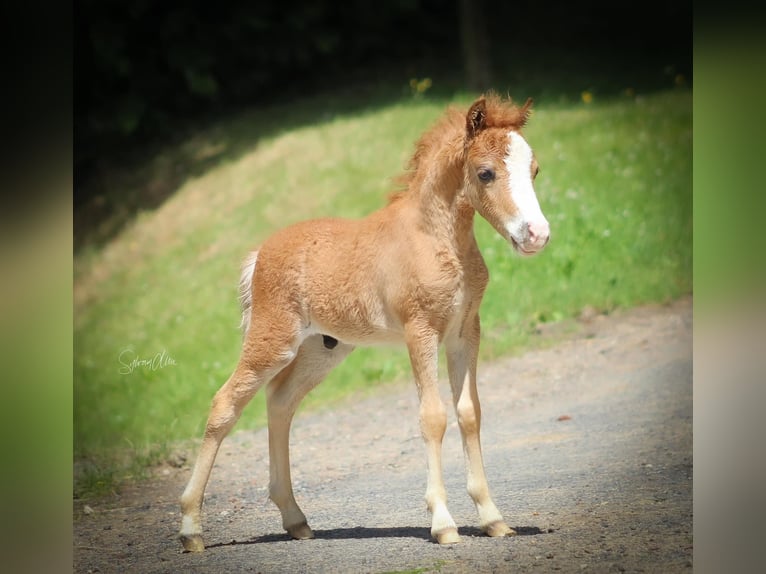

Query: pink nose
[[528, 220, 550, 246]]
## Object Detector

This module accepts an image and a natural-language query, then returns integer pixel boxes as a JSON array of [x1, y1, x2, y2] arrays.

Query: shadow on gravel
[[459, 526, 549, 537], [206, 525, 547, 548]]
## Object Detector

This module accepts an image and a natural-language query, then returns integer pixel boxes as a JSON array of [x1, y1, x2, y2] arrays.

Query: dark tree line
[[75, 0, 690, 170], [76, 1, 466, 159]]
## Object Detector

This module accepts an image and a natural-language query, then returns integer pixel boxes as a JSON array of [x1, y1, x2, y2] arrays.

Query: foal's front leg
[[446, 315, 515, 537], [406, 325, 460, 544]]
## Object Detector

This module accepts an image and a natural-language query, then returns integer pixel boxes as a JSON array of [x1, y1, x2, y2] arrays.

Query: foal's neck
[[408, 143, 476, 254]]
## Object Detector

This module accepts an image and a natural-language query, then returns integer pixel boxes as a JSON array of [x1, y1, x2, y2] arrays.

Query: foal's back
[[248, 204, 420, 346]]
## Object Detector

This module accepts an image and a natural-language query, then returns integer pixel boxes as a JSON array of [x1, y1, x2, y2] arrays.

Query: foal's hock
[[179, 93, 551, 551]]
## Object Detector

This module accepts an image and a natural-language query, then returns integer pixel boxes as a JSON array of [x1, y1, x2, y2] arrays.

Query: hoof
[[434, 527, 461, 545], [180, 534, 205, 552], [286, 522, 315, 540], [484, 521, 516, 537]]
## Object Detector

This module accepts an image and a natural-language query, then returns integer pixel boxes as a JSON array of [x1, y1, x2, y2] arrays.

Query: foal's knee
[[420, 399, 448, 440], [456, 401, 480, 436]]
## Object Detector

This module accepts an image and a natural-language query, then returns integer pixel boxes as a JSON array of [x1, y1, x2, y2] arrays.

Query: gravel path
[[74, 297, 692, 573]]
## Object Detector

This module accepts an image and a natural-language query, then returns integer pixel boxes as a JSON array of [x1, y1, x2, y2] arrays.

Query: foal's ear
[[466, 97, 487, 139], [520, 97, 533, 125]]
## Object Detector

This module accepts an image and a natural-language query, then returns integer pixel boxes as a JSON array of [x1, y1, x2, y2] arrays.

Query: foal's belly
[[308, 308, 405, 348]]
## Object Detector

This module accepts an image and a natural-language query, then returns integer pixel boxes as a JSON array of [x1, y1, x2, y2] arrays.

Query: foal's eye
[[477, 168, 495, 183]]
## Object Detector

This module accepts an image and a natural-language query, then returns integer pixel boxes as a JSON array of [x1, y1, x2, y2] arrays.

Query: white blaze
[[504, 131, 547, 244]]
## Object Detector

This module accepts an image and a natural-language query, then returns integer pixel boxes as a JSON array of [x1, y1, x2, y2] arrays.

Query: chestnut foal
[[180, 93, 550, 551]]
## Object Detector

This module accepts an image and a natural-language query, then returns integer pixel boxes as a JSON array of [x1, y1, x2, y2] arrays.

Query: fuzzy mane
[[390, 92, 532, 202]]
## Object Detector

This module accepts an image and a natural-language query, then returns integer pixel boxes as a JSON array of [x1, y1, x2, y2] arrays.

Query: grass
[[74, 85, 692, 496]]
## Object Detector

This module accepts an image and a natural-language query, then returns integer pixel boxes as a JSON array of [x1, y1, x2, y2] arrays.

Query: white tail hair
[[238, 251, 258, 338]]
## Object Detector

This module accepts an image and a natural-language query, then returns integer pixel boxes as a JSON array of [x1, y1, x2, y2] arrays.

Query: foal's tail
[[238, 251, 258, 339]]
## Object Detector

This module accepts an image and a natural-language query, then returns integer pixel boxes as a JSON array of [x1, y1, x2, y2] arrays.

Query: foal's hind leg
[[179, 330, 300, 552], [266, 334, 353, 539], [446, 315, 515, 538]]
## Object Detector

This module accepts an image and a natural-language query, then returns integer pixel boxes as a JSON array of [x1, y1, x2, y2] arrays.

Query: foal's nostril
[[527, 220, 550, 244]]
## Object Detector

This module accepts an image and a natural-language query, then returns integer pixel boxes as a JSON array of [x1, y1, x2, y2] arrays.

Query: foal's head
[[462, 94, 550, 256]]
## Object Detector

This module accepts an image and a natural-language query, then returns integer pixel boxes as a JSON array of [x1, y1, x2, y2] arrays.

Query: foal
[[179, 93, 550, 551]]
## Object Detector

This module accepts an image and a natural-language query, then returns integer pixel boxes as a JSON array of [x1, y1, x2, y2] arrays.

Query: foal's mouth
[[510, 238, 541, 256]]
